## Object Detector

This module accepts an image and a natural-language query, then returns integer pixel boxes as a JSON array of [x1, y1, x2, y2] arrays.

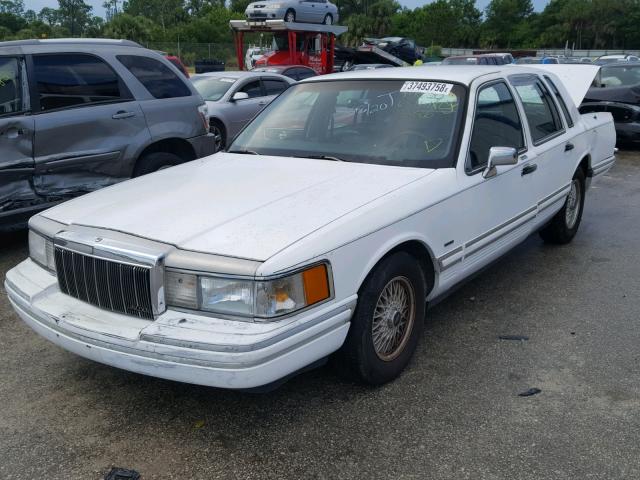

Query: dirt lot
[[1, 150, 639, 479]]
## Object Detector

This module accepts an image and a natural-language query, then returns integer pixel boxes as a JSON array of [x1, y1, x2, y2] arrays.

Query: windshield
[[191, 76, 236, 101], [229, 80, 466, 168], [443, 57, 478, 65], [599, 65, 640, 87]]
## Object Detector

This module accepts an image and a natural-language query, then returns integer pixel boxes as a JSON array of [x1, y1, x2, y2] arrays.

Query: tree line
[[1, 0, 640, 50]]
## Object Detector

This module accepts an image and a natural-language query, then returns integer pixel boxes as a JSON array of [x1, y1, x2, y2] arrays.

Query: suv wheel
[[134, 152, 182, 176]]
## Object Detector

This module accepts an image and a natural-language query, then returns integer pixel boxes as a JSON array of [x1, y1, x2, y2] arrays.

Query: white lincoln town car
[[6, 66, 616, 389]]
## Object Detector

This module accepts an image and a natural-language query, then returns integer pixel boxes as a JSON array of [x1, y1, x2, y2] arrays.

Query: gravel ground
[[1, 150, 639, 480]]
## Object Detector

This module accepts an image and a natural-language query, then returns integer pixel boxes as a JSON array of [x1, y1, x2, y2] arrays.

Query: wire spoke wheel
[[565, 178, 581, 229], [371, 276, 415, 362]]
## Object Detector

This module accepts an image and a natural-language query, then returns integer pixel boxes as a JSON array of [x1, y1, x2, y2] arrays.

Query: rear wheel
[[539, 168, 586, 244], [210, 120, 226, 153], [285, 9, 296, 22], [323, 14, 333, 24], [336, 251, 426, 385], [134, 152, 182, 176]]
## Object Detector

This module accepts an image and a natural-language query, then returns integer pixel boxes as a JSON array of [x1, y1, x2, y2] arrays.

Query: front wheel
[[323, 14, 333, 24], [539, 168, 586, 244], [336, 251, 426, 385]]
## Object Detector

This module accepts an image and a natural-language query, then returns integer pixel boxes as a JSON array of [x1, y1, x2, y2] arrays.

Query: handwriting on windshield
[[357, 92, 396, 116]]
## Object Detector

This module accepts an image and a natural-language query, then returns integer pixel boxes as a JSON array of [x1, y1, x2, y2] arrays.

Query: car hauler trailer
[[230, 19, 347, 75]]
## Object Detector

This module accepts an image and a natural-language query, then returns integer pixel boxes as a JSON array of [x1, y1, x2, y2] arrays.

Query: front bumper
[[580, 101, 640, 143], [5, 259, 355, 389], [188, 133, 217, 158], [245, 7, 286, 20]]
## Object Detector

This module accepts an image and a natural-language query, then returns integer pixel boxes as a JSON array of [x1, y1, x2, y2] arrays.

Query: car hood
[[42, 153, 434, 261]]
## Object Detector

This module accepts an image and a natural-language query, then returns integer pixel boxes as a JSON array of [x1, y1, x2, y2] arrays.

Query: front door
[[227, 79, 268, 138], [30, 53, 148, 198], [0, 56, 36, 216], [439, 80, 538, 283]]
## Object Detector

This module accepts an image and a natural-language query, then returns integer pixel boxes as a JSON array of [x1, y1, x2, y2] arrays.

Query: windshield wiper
[[227, 149, 260, 155], [295, 154, 347, 162]]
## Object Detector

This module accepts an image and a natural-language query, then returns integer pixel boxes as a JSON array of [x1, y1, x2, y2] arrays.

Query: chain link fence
[[144, 42, 238, 68]]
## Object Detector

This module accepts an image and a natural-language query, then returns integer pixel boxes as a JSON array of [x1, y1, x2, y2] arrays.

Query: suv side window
[[117, 55, 191, 99], [239, 80, 262, 98], [33, 54, 123, 112], [510, 74, 563, 143], [0, 57, 24, 116], [543, 75, 574, 128], [263, 78, 288, 96], [469, 82, 525, 170]]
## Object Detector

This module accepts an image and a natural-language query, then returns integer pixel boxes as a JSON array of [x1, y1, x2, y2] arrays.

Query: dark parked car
[[252, 65, 317, 81], [580, 62, 640, 144], [0, 38, 214, 231], [363, 37, 421, 64], [348, 63, 394, 70], [442, 54, 507, 65]]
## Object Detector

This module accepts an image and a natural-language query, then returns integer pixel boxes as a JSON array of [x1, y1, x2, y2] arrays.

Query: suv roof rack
[[0, 38, 142, 48]]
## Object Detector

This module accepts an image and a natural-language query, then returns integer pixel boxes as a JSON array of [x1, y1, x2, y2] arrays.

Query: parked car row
[[5, 60, 617, 390]]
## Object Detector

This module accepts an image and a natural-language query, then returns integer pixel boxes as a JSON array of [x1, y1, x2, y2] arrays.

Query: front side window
[[33, 54, 122, 112], [117, 55, 191, 99], [229, 79, 467, 168], [0, 57, 23, 115], [239, 80, 262, 98], [510, 75, 562, 143], [469, 82, 524, 170]]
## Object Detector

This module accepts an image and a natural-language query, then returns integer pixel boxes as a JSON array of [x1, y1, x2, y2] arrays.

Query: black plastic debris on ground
[[105, 468, 141, 480], [518, 388, 542, 397], [498, 335, 529, 341]]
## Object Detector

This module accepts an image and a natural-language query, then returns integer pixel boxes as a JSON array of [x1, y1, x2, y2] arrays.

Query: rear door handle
[[521, 164, 538, 176], [565, 143, 575, 152], [258, 101, 268, 106], [1, 127, 24, 138], [112, 111, 136, 119]]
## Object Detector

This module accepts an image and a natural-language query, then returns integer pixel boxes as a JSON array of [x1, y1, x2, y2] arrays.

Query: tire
[[133, 151, 182, 177], [210, 120, 226, 153], [539, 167, 586, 244], [336, 251, 427, 385], [323, 14, 333, 24], [284, 9, 296, 22]]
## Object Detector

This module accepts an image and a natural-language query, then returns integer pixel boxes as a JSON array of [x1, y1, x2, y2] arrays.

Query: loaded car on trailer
[[0, 39, 213, 231], [6, 65, 615, 389]]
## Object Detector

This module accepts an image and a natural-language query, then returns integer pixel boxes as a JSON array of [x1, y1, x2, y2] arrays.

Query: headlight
[[165, 263, 331, 320], [29, 230, 56, 272]]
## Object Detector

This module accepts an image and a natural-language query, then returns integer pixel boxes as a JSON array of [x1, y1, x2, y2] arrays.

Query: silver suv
[[0, 39, 214, 231]]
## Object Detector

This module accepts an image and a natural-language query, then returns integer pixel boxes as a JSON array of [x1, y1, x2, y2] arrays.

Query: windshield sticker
[[400, 81, 453, 95]]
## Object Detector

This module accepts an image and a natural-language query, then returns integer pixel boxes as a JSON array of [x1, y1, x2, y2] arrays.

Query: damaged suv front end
[[580, 63, 640, 143]]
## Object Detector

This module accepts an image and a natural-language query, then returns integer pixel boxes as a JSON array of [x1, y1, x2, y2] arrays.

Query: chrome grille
[[54, 247, 154, 320]]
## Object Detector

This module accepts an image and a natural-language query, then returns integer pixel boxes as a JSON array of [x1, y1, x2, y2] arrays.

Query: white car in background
[[6, 66, 615, 389]]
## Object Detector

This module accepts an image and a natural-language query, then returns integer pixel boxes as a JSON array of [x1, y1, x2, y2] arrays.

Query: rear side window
[[544, 75, 574, 127], [510, 75, 563, 143], [469, 82, 525, 170], [263, 79, 288, 96], [0, 57, 24, 115], [33, 54, 123, 111], [117, 55, 191, 99]]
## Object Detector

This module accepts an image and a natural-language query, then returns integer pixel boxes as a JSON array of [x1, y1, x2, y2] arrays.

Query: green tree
[[103, 12, 154, 42], [57, 0, 93, 35], [0, 0, 24, 15], [482, 0, 533, 48], [123, 0, 185, 33]]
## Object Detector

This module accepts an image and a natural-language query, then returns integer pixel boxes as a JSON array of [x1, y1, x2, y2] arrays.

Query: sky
[[24, 0, 550, 19]]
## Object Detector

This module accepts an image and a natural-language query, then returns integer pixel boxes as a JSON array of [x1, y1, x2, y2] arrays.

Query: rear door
[[509, 74, 574, 221], [0, 55, 35, 216], [261, 76, 289, 103], [31, 53, 149, 198]]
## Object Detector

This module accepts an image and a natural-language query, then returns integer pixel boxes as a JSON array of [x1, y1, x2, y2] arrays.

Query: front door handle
[[112, 111, 136, 119], [521, 164, 538, 176], [1, 127, 24, 138], [565, 143, 575, 152], [258, 101, 268, 106]]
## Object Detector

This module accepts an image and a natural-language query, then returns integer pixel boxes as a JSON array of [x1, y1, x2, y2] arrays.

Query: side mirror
[[483, 146, 518, 179], [231, 91, 249, 101]]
